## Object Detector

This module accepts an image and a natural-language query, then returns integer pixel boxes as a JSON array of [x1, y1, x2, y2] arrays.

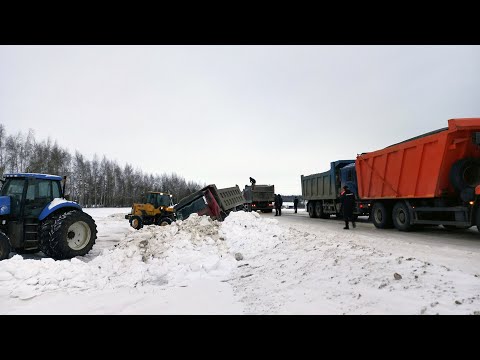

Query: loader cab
[[0, 174, 62, 219], [146, 192, 173, 208]]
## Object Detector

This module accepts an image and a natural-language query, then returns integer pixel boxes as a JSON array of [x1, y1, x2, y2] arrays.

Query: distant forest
[[0, 124, 204, 207]]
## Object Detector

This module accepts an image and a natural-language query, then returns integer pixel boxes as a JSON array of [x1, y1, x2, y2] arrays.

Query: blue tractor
[[0, 173, 97, 261]]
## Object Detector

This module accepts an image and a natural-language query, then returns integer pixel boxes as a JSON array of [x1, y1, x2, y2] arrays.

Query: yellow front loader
[[125, 191, 175, 230]]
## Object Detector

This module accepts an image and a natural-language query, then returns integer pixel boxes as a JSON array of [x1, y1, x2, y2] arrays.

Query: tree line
[[0, 124, 204, 207]]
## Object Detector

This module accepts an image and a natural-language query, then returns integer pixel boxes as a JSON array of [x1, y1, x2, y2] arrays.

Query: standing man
[[340, 185, 356, 229], [278, 194, 283, 216], [293, 196, 299, 214], [274, 194, 279, 216]]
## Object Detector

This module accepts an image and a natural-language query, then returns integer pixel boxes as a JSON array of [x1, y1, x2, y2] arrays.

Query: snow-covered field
[[0, 208, 479, 314]]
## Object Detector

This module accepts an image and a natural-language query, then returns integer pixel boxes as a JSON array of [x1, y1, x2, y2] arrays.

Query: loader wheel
[[392, 201, 412, 231], [371, 202, 393, 229], [0, 231, 11, 261], [157, 217, 172, 226], [130, 216, 143, 230], [450, 158, 480, 192], [308, 202, 317, 218], [41, 210, 97, 260]]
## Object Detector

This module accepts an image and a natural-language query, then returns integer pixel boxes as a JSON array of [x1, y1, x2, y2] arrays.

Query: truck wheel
[[315, 202, 323, 218], [308, 202, 317, 218], [371, 202, 393, 229], [392, 201, 412, 231], [0, 232, 11, 261], [450, 158, 480, 192], [42, 210, 97, 260], [130, 216, 143, 230], [157, 217, 172, 226]]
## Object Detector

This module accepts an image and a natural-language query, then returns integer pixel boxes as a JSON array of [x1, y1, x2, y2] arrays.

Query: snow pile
[[0, 213, 237, 300]]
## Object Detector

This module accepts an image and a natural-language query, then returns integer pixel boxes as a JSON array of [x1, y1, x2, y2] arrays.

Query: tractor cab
[[0, 173, 64, 220]]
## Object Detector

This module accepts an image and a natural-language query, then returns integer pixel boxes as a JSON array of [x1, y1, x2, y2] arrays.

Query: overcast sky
[[1, 45, 479, 194]]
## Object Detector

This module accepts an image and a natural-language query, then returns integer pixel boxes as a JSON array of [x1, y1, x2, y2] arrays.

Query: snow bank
[[0, 214, 237, 300]]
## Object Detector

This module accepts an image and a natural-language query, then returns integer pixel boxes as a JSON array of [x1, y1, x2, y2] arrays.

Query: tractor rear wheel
[[39, 217, 56, 257], [0, 231, 11, 261], [41, 210, 97, 260]]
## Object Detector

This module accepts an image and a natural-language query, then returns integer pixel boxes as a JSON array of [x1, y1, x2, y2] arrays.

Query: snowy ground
[[0, 207, 479, 314]]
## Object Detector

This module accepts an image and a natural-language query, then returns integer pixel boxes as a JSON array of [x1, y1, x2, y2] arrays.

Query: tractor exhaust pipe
[[63, 176, 67, 199]]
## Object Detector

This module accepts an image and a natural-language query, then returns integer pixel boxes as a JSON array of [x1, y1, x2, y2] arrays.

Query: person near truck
[[274, 194, 283, 216], [249, 177, 256, 190], [293, 197, 299, 213], [340, 185, 355, 229]]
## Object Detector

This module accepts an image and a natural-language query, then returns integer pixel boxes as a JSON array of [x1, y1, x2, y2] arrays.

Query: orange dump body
[[356, 119, 480, 200]]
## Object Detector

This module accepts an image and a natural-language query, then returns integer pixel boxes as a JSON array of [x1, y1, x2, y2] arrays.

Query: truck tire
[[308, 202, 317, 218], [0, 231, 11, 261], [371, 202, 393, 229], [392, 201, 412, 231], [130, 216, 143, 230], [450, 158, 480, 192], [41, 210, 97, 260], [157, 217, 172, 226], [315, 202, 323, 218]]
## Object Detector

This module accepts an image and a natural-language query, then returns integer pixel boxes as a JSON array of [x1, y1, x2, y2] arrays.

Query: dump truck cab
[[0, 173, 97, 260], [125, 191, 175, 230]]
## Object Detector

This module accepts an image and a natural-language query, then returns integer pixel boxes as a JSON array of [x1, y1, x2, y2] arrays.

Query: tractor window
[[1, 179, 25, 217], [52, 182, 61, 198], [38, 180, 51, 198], [1, 179, 25, 197]]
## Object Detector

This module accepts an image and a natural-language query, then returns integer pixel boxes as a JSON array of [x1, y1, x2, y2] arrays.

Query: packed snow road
[[0, 208, 479, 315]]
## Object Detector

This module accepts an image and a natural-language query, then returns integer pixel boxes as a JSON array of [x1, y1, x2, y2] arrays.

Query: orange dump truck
[[356, 118, 480, 231]]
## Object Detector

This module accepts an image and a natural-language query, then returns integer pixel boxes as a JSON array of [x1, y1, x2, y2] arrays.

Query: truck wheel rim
[[132, 219, 139, 228], [397, 210, 406, 224], [67, 221, 91, 250], [160, 220, 169, 226], [375, 209, 383, 223]]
